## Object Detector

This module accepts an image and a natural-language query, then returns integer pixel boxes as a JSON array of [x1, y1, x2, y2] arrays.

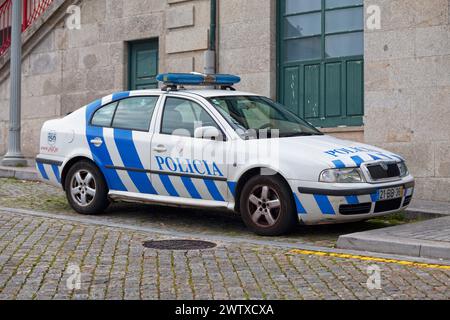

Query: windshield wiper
[[280, 132, 318, 137]]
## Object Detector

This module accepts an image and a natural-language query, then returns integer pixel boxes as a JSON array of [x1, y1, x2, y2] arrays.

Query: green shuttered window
[[278, 0, 364, 128]]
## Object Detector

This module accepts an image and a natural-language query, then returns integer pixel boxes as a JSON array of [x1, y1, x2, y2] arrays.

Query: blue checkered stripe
[[36, 162, 61, 184], [294, 188, 414, 216], [84, 92, 233, 202], [293, 152, 412, 215]]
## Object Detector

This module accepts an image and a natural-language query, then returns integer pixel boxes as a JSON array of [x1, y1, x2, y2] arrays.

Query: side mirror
[[194, 126, 222, 141]]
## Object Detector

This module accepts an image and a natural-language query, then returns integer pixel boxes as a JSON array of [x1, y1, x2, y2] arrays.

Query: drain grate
[[143, 239, 217, 251]]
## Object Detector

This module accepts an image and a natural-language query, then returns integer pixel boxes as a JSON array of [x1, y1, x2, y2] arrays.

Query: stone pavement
[[0, 177, 406, 249], [0, 209, 449, 300], [338, 217, 450, 261]]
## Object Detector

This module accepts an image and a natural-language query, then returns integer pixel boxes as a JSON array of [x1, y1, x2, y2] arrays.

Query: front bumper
[[290, 176, 415, 225]]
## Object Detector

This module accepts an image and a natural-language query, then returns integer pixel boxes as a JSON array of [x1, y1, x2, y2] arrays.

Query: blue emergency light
[[156, 73, 241, 86]]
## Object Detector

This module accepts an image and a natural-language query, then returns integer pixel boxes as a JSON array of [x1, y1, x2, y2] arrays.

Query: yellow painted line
[[288, 249, 450, 271]]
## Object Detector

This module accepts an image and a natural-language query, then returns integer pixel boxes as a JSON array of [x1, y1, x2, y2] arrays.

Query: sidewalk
[[337, 217, 450, 261]]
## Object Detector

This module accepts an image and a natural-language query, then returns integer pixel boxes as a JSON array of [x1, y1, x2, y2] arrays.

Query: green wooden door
[[278, 0, 364, 128], [129, 40, 159, 90]]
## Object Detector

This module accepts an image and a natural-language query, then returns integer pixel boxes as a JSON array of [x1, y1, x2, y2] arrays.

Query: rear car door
[[88, 95, 160, 194], [150, 96, 229, 203]]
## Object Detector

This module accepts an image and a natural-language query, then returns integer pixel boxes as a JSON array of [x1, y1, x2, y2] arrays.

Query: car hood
[[266, 134, 403, 181]]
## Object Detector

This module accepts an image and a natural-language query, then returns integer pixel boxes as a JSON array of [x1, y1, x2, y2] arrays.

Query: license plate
[[378, 186, 403, 201]]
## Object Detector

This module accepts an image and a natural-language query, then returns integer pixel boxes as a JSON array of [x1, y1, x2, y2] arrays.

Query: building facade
[[0, 0, 449, 202]]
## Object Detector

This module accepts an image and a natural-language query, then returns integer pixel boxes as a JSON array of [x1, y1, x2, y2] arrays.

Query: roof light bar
[[156, 73, 241, 86]]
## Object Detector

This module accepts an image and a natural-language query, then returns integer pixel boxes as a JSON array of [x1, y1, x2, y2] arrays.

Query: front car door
[[150, 95, 229, 204]]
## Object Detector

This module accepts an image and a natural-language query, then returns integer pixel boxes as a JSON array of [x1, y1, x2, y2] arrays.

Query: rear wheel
[[65, 160, 110, 215], [240, 175, 297, 236]]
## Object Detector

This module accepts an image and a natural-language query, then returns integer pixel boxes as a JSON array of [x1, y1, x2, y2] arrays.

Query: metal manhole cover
[[143, 240, 217, 250]]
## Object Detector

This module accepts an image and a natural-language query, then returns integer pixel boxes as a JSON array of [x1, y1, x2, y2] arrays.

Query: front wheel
[[65, 160, 110, 215], [239, 175, 298, 236]]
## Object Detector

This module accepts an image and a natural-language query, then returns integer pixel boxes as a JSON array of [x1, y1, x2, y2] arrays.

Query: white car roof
[[127, 89, 260, 98]]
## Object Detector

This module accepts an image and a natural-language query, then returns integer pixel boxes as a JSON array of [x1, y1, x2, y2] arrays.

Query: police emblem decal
[[48, 131, 57, 145]]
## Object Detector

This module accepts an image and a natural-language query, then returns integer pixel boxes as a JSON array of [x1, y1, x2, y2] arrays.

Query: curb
[[337, 218, 450, 261], [0, 166, 38, 181]]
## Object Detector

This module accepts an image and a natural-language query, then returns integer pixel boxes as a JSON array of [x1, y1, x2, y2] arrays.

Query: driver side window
[[161, 97, 221, 138]]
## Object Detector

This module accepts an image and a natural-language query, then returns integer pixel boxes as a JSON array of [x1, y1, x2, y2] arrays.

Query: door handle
[[90, 137, 103, 147], [153, 145, 167, 153]]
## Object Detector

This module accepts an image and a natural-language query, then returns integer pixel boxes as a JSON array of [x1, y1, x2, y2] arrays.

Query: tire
[[239, 175, 298, 236], [64, 160, 110, 215]]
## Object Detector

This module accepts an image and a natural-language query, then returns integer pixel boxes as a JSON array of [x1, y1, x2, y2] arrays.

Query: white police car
[[36, 73, 414, 236]]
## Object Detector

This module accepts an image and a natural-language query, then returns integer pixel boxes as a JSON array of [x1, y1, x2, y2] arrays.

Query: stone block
[[219, 0, 271, 24], [410, 86, 450, 142], [364, 61, 391, 91], [435, 142, 450, 178], [33, 33, 55, 54], [30, 52, 61, 75], [60, 91, 103, 115], [81, 0, 107, 24], [54, 27, 68, 50], [168, 0, 192, 4], [415, 25, 450, 57], [23, 73, 62, 97], [123, 0, 165, 17], [86, 67, 115, 91], [232, 72, 272, 97], [376, 142, 435, 178], [219, 46, 271, 74], [113, 64, 126, 89], [106, 0, 124, 19], [21, 118, 50, 156], [364, 0, 449, 32], [0, 99, 8, 123], [99, 13, 163, 42], [166, 4, 194, 29], [387, 56, 441, 89], [79, 44, 110, 69], [62, 70, 87, 93], [22, 95, 60, 120], [165, 27, 208, 53], [62, 49, 79, 71], [109, 42, 126, 66], [414, 177, 450, 202], [364, 89, 413, 144], [67, 23, 100, 48], [364, 28, 415, 61], [0, 121, 6, 155], [219, 19, 271, 50], [165, 56, 195, 73]]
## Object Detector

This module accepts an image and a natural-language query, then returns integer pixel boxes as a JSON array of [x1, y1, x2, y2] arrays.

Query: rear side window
[[90, 96, 159, 131], [112, 96, 159, 131], [91, 102, 117, 127]]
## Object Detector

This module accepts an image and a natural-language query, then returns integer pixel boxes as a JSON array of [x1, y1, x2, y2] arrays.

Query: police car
[[36, 73, 414, 236]]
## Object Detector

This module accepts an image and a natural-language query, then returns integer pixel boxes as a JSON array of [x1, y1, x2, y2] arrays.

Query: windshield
[[208, 96, 323, 139]]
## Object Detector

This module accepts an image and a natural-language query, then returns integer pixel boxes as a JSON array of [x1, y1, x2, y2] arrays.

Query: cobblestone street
[[0, 178, 449, 300]]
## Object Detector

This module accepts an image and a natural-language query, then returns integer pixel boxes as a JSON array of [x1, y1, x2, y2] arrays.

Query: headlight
[[319, 168, 365, 183], [397, 161, 409, 177]]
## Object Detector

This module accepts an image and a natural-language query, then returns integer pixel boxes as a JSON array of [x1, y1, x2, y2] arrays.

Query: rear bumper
[[35, 156, 63, 187], [289, 176, 415, 225]]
